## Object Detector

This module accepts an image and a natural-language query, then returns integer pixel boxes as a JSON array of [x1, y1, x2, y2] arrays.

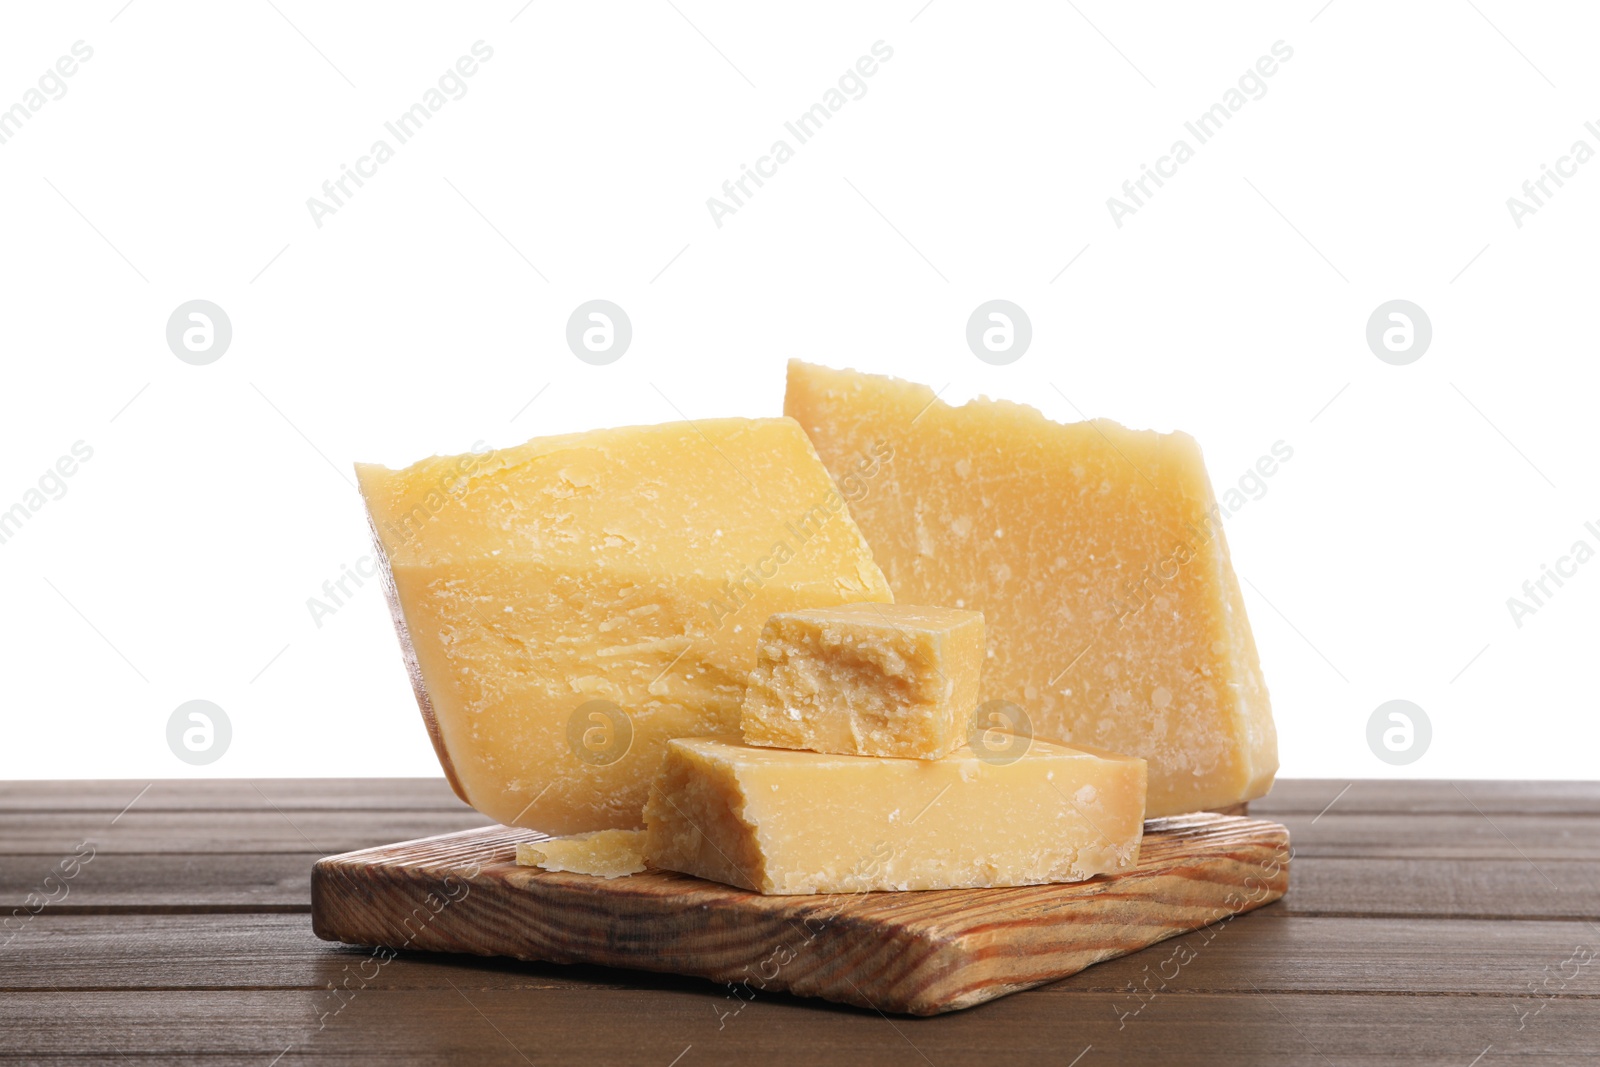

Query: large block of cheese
[[740, 602, 984, 759], [356, 417, 892, 835], [784, 361, 1277, 817], [642, 736, 1145, 894]]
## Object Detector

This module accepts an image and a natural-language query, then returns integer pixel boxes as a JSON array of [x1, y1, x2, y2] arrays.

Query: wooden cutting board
[[311, 812, 1289, 1016]]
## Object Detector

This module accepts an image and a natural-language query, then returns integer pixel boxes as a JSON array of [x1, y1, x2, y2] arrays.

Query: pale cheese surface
[[643, 735, 1146, 894], [784, 360, 1277, 817], [357, 416, 892, 834], [515, 829, 648, 878], [740, 602, 985, 759]]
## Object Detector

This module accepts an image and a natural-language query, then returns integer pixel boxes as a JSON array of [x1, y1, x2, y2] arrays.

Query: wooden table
[[3, 779, 1597, 1065]]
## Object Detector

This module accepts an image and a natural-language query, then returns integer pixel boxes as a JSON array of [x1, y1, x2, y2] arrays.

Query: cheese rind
[[740, 603, 984, 759], [356, 417, 892, 835], [515, 829, 648, 878], [784, 361, 1277, 817], [642, 736, 1146, 894]]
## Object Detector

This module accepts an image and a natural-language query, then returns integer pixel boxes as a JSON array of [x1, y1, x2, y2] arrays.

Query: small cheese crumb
[[515, 829, 648, 878]]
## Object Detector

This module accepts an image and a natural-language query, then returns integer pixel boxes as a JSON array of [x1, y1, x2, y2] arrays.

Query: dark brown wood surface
[[4, 778, 1598, 1064]]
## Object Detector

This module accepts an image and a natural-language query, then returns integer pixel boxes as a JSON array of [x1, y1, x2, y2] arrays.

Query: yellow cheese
[[740, 602, 984, 759], [642, 735, 1145, 894], [356, 417, 892, 835], [784, 361, 1277, 817], [515, 829, 648, 878]]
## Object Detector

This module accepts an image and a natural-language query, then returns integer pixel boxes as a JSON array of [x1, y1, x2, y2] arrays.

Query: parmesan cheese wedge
[[356, 417, 892, 835], [785, 360, 1277, 817]]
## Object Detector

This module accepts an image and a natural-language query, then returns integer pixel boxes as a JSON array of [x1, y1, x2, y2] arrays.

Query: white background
[[1, 1, 1595, 783]]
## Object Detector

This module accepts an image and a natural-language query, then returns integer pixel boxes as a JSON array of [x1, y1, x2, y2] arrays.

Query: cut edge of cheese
[[366, 510, 467, 804], [739, 602, 985, 759]]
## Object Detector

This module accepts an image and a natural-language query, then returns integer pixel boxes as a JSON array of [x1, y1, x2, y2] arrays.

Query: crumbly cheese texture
[[642, 735, 1145, 894], [784, 361, 1277, 817], [740, 603, 984, 759], [356, 417, 892, 835], [515, 829, 648, 878]]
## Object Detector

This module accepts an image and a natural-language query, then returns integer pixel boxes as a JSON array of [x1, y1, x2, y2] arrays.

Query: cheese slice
[[784, 361, 1276, 817], [740, 602, 984, 759], [515, 829, 647, 878], [642, 735, 1145, 894], [356, 417, 892, 835]]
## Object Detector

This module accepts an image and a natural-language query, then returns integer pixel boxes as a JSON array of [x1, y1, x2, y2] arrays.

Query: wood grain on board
[[310, 813, 1290, 1016]]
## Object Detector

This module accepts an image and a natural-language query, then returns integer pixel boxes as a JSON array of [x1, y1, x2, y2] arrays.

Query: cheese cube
[[740, 603, 984, 759], [356, 417, 892, 835], [642, 736, 1146, 894], [515, 829, 647, 878], [784, 360, 1277, 817]]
